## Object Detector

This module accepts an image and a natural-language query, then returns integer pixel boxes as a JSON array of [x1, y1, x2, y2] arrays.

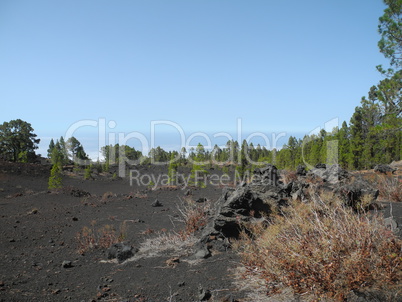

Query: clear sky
[[0, 0, 388, 159]]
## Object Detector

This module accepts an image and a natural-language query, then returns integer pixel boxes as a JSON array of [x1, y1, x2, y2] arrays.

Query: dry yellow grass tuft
[[236, 194, 402, 301]]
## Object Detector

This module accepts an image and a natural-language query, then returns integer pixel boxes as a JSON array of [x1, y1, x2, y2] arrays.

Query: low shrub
[[237, 194, 402, 300], [377, 175, 402, 202], [177, 198, 210, 238], [76, 221, 126, 254]]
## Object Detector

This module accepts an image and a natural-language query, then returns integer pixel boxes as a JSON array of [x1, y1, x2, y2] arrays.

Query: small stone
[[178, 281, 185, 287], [151, 199, 163, 207], [198, 285, 211, 301], [195, 247, 211, 259], [166, 257, 180, 267], [384, 217, 398, 233], [61, 260, 72, 268], [196, 197, 207, 203], [107, 242, 135, 263], [9, 239, 15, 242]]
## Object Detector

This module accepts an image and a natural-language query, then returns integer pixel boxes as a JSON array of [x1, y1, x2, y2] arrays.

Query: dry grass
[[129, 198, 210, 262], [176, 197, 210, 238], [134, 232, 198, 259], [376, 175, 402, 202], [280, 170, 298, 185], [357, 172, 402, 202], [236, 193, 402, 301], [76, 221, 127, 254]]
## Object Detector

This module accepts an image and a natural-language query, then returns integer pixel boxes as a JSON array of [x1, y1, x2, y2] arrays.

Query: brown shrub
[[236, 195, 402, 300], [376, 175, 402, 202], [177, 198, 210, 238], [76, 221, 126, 254], [280, 170, 298, 185]]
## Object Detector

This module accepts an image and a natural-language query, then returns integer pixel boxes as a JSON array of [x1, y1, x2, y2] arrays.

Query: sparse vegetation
[[84, 165, 92, 180], [236, 194, 402, 301], [177, 198, 210, 238], [377, 175, 402, 202], [48, 163, 63, 190], [76, 221, 126, 254]]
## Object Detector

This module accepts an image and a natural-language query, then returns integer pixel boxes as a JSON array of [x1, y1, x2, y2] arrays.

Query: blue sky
[[0, 0, 388, 159]]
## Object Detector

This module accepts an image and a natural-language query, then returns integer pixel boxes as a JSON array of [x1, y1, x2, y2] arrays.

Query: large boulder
[[107, 242, 136, 263], [307, 164, 350, 184], [374, 164, 396, 174], [199, 165, 287, 242], [334, 178, 379, 209], [296, 165, 307, 176], [252, 164, 282, 186]]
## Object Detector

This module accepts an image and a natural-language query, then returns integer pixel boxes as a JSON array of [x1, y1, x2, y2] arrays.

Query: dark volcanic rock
[[198, 285, 212, 301], [315, 163, 326, 169], [374, 164, 396, 174], [252, 164, 281, 186], [287, 180, 309, 202], [296, 165, 307, 176], [334, 179, 379, 209], [196, 197, 207, 203], [61, 260, 72, 268], [308, 164, 350, 184], [198, 164, 287, 246], [107, 242, 136, 263], [151, 199, 163, 207]]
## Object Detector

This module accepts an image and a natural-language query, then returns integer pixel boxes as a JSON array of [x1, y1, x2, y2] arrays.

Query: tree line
[[0, 0, 400, 173]]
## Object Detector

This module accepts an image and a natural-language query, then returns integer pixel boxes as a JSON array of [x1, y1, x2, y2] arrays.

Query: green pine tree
[[48, 164, 63, 190], [168, 152, 178, 185]]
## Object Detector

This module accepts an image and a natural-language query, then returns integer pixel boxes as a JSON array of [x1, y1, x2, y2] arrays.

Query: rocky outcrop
[[307, 164, 350, 184], [196, 164, 288, 254], [195, 164, 380, 257], [107, 242, 137, 263], [374, 164, 396, 174], [334, 178, 379, 209]]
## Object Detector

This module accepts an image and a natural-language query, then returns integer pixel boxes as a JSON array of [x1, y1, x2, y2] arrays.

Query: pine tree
[[338, 121, 351, 168], [189, 144, 208, 187], [47, 139, 55, 158], [236, 140, 249, 180], [84, 165, 92, 180], [48, 163, 63, 189], [168, 152, 178, 185]]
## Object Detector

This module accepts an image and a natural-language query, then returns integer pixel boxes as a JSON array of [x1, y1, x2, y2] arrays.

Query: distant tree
[[337, 121, 351, 168], [59, 137, 69, 164], [211, 144, 222, 164], [180, 147, 187, 164], [167, 152, 178, 185], [195, 143, 206, 162], [84, 164, 92, 180], [48, 163, 63, 189], [189, 144, 208, 187], [148, 146, 169, 164], [0, 119, 40, 162], [47, 139, 55, 158], [66, 137, 89, 162], [236, 140, 249, 179]]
